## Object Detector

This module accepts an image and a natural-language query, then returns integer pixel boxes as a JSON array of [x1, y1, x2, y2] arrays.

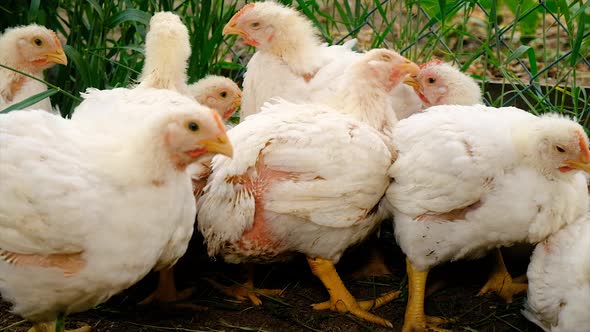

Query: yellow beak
[[566, 159, 590, 173], [222, 23, 245, 36], [403, 75, 420, 90], [42, 49, 68, 65], [199, 133, 233, 158], [231, 96, 242, 110], [398, 61, 420, 76]]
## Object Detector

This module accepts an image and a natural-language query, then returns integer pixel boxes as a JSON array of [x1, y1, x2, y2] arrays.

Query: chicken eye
[[220, 91, 228, 98], [380, 54, 392, 61], [34, 38, 42, 46], [187, 122, 199, 132], [250, 22, 260, 28], [555, 145, 566, 153], [427, 77, 436, 84]]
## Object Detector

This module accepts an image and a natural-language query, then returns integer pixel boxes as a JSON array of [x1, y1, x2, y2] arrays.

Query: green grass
[[1, 0, 588, 129]]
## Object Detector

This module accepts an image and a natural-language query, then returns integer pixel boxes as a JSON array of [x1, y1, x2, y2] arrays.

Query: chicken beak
[[398, 61, 420, 77], [566, 133, 590, 173], [222, 22, 243, 36], [42, 49, 68, 65], [565, 159, 590, 173], [231, 96, 242, 110], [198, 134, 233, 158], [403, 75, 420, 90]]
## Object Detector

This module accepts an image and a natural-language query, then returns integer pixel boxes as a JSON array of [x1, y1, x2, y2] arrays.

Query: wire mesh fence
[[1, 0, 588, 128]]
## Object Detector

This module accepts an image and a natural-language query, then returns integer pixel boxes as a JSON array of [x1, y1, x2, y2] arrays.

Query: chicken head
[[189, 76, 242, 120], [531, 115, 590, 174], [8, 25, 68, 71], [404, 60, 482, 107], [164, 110, 233, 169]]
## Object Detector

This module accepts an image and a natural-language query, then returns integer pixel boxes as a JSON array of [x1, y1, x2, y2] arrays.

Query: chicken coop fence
[[233, 0, 590, 129], [1, 0, 588, 129]]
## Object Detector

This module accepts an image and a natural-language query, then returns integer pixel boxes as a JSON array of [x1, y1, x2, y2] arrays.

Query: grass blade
[[0, 89, 58, 114]]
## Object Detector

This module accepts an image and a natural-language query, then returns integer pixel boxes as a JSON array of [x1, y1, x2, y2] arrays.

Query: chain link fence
[[228, 0, 589, 128]]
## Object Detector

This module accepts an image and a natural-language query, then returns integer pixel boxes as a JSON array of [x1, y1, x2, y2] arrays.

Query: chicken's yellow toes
[[402, 315, 453, 332], [479, 249, 528, 303], [206, 278, 284, 305], [28, 322, 91, 332], [478, 276, 528, 303]]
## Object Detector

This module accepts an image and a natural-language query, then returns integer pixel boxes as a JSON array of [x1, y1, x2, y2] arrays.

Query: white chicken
[[222, 1, 358, 119], [522, 213, 590, 332], [385, 105, 590, 332], [197, 49, 418, 327], [188, 75, 242, 121], [0, 24, 67, 112], [71, 12, 234, 308], [0, 89, 232, 332], [396, 59, 483, 119], [136, 12, 191, 95]]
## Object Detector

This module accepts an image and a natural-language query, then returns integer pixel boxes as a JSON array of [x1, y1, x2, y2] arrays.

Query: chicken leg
[[139, 267, 199, 309], [27, 320, 90, 332], [479, 249, 528, 303], [403, 258, 452, 332], [207, 264, 283, 305], [307, 257, 400, 328]]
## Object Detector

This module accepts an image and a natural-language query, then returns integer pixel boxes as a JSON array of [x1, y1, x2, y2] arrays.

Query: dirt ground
[[0, 225, 544, 332]]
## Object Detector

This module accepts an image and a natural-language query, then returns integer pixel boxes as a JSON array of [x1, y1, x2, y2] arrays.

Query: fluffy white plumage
[[386, 105, 589, 271], [136, 12, 191, 95], [196, 48, 417, 263], [197, 101, 392, 262], [223, 2, 359, 118], [0, 24, 67, 112], [0, 90, 230, 324], [522, 214, 590, 332]]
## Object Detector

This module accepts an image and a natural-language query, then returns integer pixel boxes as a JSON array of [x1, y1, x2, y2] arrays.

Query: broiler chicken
[[522, 213, 590, 332], [396, 59, 482, 119], [197, 49, 419, 327], [0, 89, 232, 332], [188, 75, 242, 121], [71, 12, 230, 309], [385, 105, 590, 332], [136, 12, 191, 95], [0, 24, 67, 112], [223, 1, 358, 119]]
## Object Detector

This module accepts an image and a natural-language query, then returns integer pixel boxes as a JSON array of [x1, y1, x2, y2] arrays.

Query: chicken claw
[[139, 268, 202, 310], [308, 257, 398, 328], [478, 249, 528, 303], [28, 322, 90, 332], [206, 278, 283, 305]]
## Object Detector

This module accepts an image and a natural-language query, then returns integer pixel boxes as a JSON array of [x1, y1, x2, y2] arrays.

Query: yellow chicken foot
[[206, 264, 284, 305], [478, 249, 528, 303], [403, 258, 453, 332], [28, 321, 91, 332], [307, 257, 399, 328], [139, 267, 201, 310]]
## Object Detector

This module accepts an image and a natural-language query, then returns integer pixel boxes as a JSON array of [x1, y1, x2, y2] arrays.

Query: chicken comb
[[419, 58, 443, 69], [232, 3, 255, 21], [578, 131, 590, 161], [50, 30, 63, 46]]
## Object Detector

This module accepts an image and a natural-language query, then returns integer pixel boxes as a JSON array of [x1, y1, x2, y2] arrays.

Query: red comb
[[50, 31, 63, 46], [578, 131, 590, 162], [232, 3, 255, 21], [419, 58, 443, 69]]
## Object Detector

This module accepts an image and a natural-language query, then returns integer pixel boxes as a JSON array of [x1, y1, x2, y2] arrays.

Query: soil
[[0, 227, 544, 332]]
